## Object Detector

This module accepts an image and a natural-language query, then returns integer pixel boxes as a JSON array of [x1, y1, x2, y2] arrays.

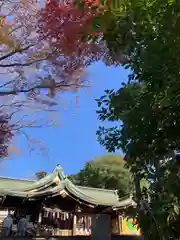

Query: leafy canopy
[[69, 154, 133, 197], [83, 0, 180, 238]]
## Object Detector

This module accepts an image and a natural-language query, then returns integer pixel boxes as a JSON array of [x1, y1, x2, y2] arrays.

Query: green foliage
[[139, 159, 180, 239], [95, 0, 180, 180], [69, 154, 133, 197], [85, 0, 180, 239]]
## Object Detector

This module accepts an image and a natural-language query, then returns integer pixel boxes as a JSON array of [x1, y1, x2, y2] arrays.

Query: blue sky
[[1, 62, 130, 179]]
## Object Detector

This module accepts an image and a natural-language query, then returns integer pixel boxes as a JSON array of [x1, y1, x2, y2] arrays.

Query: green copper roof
[[0, 165, 135, 208], [0, 177, 34, 190]]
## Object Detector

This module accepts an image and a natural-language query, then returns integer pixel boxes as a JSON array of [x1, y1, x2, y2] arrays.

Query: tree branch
[[0, 58, 46, 68], [0, 44, 34, 62], [0, 79, 15, 89], [0, 83, 87, 96]]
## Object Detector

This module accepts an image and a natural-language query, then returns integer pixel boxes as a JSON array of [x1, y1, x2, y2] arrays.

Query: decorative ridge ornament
[[54, 164, 66, 180]]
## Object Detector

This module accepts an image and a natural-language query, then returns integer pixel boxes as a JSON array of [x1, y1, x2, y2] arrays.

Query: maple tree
[[0, 0, 99, 155], [0, 0, 123, 157], [0, 0, 88, 97], [37, 0, 125, 74]]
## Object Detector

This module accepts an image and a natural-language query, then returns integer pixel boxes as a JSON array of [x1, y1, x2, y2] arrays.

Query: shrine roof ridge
[[0, 176, 35, 182], [0, 164, 135, 209]]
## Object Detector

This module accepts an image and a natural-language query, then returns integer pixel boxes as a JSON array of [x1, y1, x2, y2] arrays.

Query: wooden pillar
[[111, 214, 120, 235], [91, 214, 111, 240], [72, 213, 77, 236]]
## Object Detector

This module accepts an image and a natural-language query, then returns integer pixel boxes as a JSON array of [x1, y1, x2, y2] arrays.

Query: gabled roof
[[0, 165, 135, 208]]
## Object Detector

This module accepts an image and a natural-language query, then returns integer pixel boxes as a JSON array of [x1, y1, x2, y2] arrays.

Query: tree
[[0, 0, 130, 156], [0, 0, 124, 156], [0, 0, 89, 98], [96, 85, 180, 238], [37, 0, 126, 74], [79, 0, 180, 238], [0, 0, 100, 155], [69, 154, 133, 197], [35, 171, 47, 180]]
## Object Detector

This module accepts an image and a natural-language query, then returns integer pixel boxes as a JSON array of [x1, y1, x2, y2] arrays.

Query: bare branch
[[0, 79, 15, 89], [20, 130, 49, 156], [7, 110, 20, 120], [0, 101, 26, 109], [0, 83, 88, 96], [0, 44, 34, 62]]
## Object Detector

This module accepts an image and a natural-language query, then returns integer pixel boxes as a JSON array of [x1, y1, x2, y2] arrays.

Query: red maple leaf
[[37, 0, 107, 73], [37, 0, 123, 84]]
